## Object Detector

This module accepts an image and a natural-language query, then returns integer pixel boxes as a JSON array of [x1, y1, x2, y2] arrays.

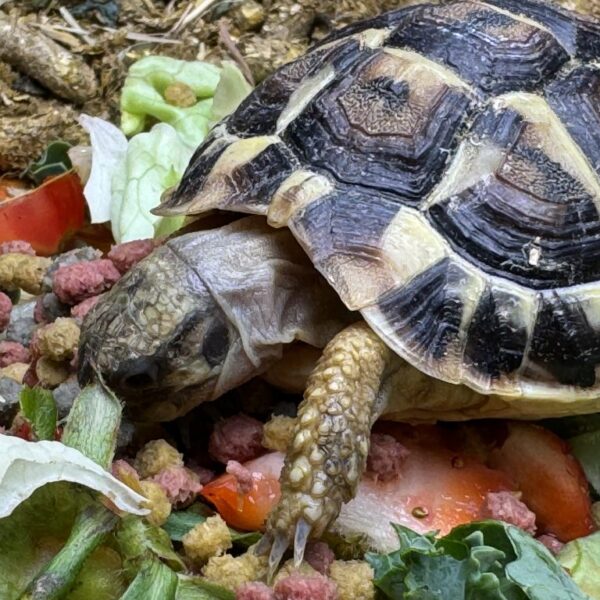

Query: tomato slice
[[0, 179, 29, 202], [201, 430, 514, 538], [490, 422, 595, 542], [0, 172, 86, 255], [201, 453, 282, 531]]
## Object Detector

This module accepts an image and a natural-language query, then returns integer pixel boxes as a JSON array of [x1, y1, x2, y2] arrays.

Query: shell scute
[[463, 285, 529, 381], [545, 64, 600, 177], [282, 48, 475, 204], [485, 0, 600, 58], [427, 93, 600, 290], [386, 1, 570, 95], [227, 39, 362, 138], [527, 291, 600, 388]]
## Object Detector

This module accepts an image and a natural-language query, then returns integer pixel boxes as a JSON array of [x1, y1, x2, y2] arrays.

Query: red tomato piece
[[490, 422, 595, 542], [201, 453, 282, 531], [0, 172, 86, 255], [201, 429, 514, 540], [341, 431, 514, 538], [0, 179, 29, 202]]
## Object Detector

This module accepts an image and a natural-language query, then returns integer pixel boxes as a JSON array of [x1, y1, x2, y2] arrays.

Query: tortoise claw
[[293, 518, 311, 567], [268, 531, 290, 581], [257, 517, 313, 581], [255, 531, 273, 556]]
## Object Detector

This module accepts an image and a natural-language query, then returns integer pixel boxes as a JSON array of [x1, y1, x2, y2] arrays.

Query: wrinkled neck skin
[[79, 217, 352, 422]]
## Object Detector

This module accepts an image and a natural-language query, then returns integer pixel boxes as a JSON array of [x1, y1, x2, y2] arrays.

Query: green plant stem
[[118, 559, 178, 600], [61, 382, 122, 469], [22, 504, 118, 600]]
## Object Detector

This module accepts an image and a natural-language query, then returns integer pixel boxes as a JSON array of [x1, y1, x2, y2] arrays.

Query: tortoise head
[[78, 239, 235, 421], [79, 218, 351, 421]]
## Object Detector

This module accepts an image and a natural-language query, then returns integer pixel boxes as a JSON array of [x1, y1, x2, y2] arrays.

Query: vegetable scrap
[[366, 522, 588, 599]]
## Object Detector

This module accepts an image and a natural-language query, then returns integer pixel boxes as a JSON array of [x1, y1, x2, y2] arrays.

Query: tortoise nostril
[[123, 372, 155, 389], [118, 357, 159, 390]]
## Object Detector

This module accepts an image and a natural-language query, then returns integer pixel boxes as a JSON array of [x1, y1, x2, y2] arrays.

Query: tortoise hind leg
[[258, 322, 392, 577]]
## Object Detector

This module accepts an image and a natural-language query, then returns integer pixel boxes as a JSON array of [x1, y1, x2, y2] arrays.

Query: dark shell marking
[[158, 0, 600, 397]]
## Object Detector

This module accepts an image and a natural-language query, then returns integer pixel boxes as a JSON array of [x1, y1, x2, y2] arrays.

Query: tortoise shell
[[157, 0, 600, 402]]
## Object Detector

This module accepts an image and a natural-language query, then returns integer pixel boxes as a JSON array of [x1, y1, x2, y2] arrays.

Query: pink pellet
[[71, 294, 102, 321], [151, 465, 202, 507], [537, 534, 565, 555], [236, 582, 275, 600], [0, 341, 31, 367], [274, 573, 338, 600], [53, 259, 120, 304], [366, 433, 410, 482], [108, 239, 157, 274], [482, 491, 537, 535], [0, 240, 35, 255], [226, 460, 254, 495], [304, 541, 335, 575], [0, 292, 12, 332], [208, 414, 265, 465]]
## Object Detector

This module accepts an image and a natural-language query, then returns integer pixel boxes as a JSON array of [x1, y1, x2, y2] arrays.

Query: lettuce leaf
[[366, 521, 588, 599], [0, 434, 148, 518], [210, 61, 253, 123], [559, 531, 600, 599], [176, 576, 235, 600], [83, 56, 253, 242], [79, 114, 128, 224], [0, 482, 127, 600], [120, 56, 221, 146], [110, 122, 190, 243], [19, 386, 57, 441]]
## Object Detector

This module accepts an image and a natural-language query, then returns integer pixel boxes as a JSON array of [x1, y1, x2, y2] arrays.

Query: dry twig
[[217, 19, 255, 85]]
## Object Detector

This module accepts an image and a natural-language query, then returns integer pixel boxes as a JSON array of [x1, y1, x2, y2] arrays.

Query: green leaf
[[209, 61, 253, 124], [119, 55, 221, 146], [0, 483, 127, 600], [559, 531, 600, 599], [82, 56, 254, 243], [565, 432, 600, 496], [163, 508, 261, 548], [176, 576, 235, 600], [119, 558, 178, 600], [116, 515, 185, 576], [24, 140, 72, 185], [19, 386, 57, 441], [24, 503, 118, 599], [62, 382, 122, 469], [366, 521, 589, 600], [110, 122, 194, 243]]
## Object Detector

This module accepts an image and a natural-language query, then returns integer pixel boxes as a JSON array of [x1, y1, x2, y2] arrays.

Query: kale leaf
[[366, 521, 589, 600]]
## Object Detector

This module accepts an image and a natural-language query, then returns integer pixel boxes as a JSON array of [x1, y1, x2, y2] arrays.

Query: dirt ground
[[0, 0, 598, 173]]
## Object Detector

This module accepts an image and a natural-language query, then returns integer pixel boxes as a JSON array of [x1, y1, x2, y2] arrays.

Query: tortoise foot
[[257, 323, 390, 578]]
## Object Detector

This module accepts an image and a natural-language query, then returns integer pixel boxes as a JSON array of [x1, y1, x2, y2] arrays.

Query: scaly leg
[[258, 322, 392, 576]]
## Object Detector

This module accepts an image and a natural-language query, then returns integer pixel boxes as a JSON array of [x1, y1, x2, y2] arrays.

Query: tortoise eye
[[202, 320, 229, 367]]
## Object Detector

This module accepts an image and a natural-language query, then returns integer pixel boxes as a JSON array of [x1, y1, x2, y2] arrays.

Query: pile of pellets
[[0, 237, 156, 431]]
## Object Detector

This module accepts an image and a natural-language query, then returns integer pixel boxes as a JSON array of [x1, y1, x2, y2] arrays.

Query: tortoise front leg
[[259, 322, 392, 576]]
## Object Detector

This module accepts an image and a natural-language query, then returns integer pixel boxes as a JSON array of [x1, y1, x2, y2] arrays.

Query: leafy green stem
[[21, 504, 118, 600]]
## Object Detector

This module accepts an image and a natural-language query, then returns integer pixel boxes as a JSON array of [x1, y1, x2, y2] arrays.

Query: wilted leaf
[[0, 435, 148, 518]]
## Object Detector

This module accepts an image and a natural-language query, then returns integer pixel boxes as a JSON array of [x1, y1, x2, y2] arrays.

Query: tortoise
[[80, 0, 600, 574]]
